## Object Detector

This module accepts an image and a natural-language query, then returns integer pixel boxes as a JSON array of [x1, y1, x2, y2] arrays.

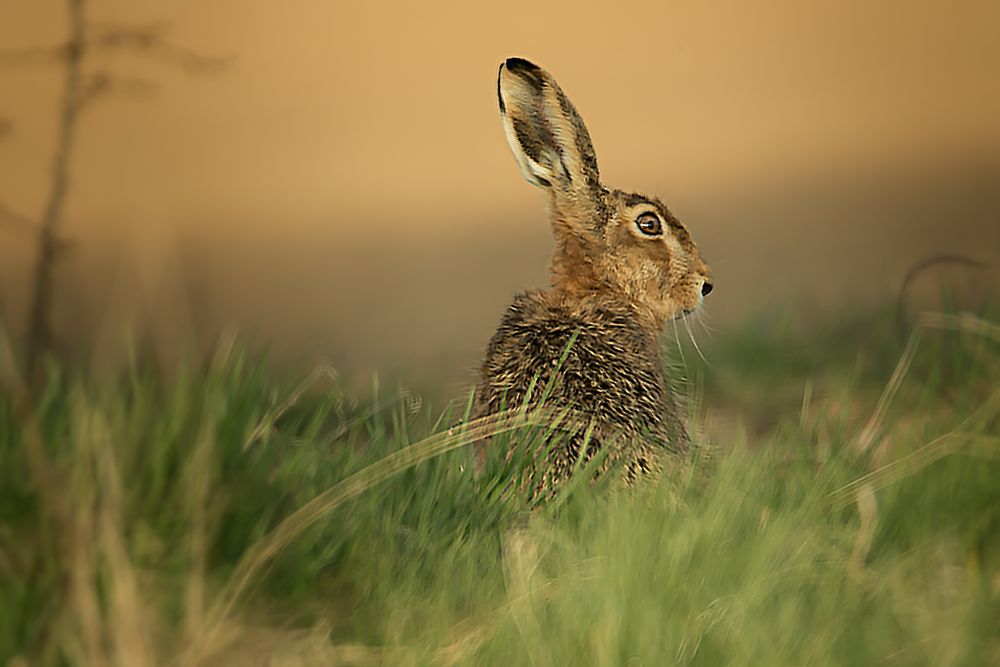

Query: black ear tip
[[499, 58, 543, 112], [500, 57, 546, 94], [496, 62, 506, 113], [504, 57, 541, 74]]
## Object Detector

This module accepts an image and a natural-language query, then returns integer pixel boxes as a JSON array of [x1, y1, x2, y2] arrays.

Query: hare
[[473, 58, 713, 491]]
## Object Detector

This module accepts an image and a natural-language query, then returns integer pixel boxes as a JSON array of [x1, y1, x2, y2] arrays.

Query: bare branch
[[0, 21, 229, 74], [0, 117, 11, 139], [87, 23, 230, 74], [24, 0, 86, 384], [895, 253, 992, 338], [76, 72, 158, 112], [14, 1, 227, 387], [76, 71, 112, 110], [86, 20, 170, 44]]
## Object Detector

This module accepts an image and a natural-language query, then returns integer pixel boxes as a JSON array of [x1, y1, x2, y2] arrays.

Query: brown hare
[[473, 58, 713, 491]]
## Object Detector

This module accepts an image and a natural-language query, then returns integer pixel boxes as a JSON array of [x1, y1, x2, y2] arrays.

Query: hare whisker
[[672, 318, 687, 367], [684, 316, 711, 367]]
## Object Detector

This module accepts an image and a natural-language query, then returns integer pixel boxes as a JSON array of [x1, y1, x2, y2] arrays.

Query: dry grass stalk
[[243, 364, 341, 451], [855, 310, 998, 456]]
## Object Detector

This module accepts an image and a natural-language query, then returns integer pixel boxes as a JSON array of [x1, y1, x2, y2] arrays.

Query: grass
[[1, 298, 998, 666]]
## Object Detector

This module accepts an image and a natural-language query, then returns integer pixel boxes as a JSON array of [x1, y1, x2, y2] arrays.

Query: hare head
[[497, 57, 713, 328]]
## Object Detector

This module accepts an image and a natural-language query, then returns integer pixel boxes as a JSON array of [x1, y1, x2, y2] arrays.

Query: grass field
[[1, 299, 998, 666]]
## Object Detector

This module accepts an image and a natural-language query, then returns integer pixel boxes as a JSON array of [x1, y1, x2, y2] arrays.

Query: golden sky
[[1, 0, 998, 373], [2, 0, 998, 229]]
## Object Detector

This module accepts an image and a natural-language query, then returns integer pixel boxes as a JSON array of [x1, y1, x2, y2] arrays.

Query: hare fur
[[473, 58, 713, 488]]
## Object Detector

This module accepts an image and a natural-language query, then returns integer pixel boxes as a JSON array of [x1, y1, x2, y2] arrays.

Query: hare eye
[[635, 213, 662, 236]]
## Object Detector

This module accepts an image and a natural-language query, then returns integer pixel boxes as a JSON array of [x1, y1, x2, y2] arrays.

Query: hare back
[[474, 290, 690, 463]]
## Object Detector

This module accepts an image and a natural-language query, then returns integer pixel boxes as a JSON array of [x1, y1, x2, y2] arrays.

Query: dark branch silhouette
[[23, 0, 85, 384], [76, 71, 159, 111], [895, 253, 992, 338], [2, 0, 227, 388], [0, 21, 229, 73], [86, 22, 230, 73]]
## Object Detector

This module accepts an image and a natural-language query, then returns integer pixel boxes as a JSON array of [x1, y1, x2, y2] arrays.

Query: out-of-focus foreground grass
[[0, 298, 998, 666]]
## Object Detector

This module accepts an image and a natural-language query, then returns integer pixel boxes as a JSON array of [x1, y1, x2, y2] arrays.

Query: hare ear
[[497, 58, 600, 191]]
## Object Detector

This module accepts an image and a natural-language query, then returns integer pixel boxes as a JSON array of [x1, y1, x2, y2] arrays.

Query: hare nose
[[701, 281, 714, 296]]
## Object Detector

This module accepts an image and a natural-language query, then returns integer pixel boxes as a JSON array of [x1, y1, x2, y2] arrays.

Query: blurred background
[[1, 0, 998, 385]]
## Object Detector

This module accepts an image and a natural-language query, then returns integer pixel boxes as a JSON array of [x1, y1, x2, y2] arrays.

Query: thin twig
[[24, 0, 86, 385], [86, 22, 230, 73], [895, 253, 990, 338], [0, 22, 229, 73], [75, 72, 159, 113], [15, 1, 226, 385]]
